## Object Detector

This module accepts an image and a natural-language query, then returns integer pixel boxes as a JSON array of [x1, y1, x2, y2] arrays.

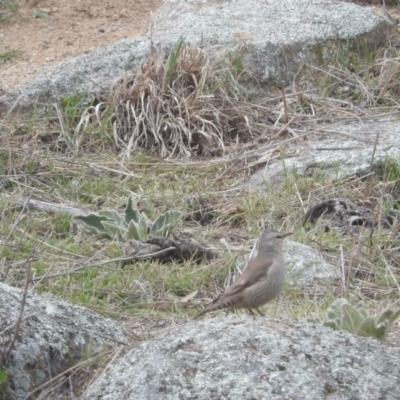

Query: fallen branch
[[32, 247, 177, 282], [14, 196, 89, 216]]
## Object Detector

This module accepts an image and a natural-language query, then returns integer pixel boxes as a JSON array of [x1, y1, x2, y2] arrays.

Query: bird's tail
[[194, 296, 234, 319], [193, 303, 217, 319], [193, 309, 207, 319]]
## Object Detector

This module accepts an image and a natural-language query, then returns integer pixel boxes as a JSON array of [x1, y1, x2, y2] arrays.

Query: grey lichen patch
[[248, 119, 400, 188], [0, 283, 131, 400], [285, 240, 339, 285], [82, 317, 400, 400]]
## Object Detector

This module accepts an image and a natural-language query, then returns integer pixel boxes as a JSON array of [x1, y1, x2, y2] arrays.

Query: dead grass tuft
[[78, 41, 276, 158]]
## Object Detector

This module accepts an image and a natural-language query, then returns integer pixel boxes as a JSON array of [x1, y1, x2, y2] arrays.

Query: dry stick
[[350, 228, 364, 284], [375, 67, 399, 105], [0, 191, 35, 283], [80, 347, 125, 400], [340, 244, 347, 293], [5, 180, 75, 211], [213, 117, 296, 182], [293, 182, 306, 214], [281, 86, 289, 123], [381, 255, 400, 294], [234, 125, 314, 160], [49, 158, 143, 179], [376, 189, 384, 234], [379, 298, 400, 315], [54, 103, 74, 152], [270, 117, 295, 140], [12, 228, 51, 285], [245, 152, 280, 170], [286, 126, 308, 143], [166, 120, 304, 170], [308, 171, 375, 197], [85, 161, 143, 179], [31, 248, 105, 288], [31, 247, 176, 282], [27, 349, 117, 400], [308, 63, 358, 88], [3, 261, 31, 360], [309, 95, 366, 117], [353, 74, 374, 105], [316, 147, 367, 151], [317, 128, 376, 144], [0, 94, 24, 129], [14, 196, 88, 216], [4, 226, 88, 274], [365, 131, 380, 197]]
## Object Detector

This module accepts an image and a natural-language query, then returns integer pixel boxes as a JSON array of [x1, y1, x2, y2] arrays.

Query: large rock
[[0, 0, 396, 114], [82, 316, 400, 400], [238, 237, 338, 286], [248, 118, 400, 188], [285, 239, 338, 285], [0, 283, 131, 400], [154, 0, 395, 85]]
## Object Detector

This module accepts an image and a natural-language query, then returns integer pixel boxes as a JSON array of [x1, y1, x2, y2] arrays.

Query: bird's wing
[[220, 256, 275, 298]]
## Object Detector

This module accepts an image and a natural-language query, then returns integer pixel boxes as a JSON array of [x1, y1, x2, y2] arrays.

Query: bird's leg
[[248, 309, 256, 317], [255, 308, 265, 317]]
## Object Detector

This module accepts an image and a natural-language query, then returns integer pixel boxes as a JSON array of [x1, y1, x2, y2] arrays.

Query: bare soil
[[0, 0, 162, 94], [0, 1, 399, 96]]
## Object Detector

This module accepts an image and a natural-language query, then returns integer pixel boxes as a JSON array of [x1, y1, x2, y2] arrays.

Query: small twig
[[26, 349, 117, 400], [0, 94, 24, 129], [308, 172, 375, 197], [316, 147, 367, 151], [318, 129, 376, 144], [31, 247, 176, 282], [85, 161, 142, 179], [286, 126, 308, 143], [307, 64, 359, 89], [381, 256, 400, 294], [13, 195, 89, 216], [281, 86, 289, 123], [379, 298, 400, 316], [4, 261, 31, 359], [340, 245, 347, 292], [11, 230, 50, 284], [213, 118, 299, 182], [31, 248, 105, 286], [293, 182, 306, 214], [270, 117, 295, 140], [80, 347, 125, 399], [1, 191, 34, 282], [365, 131, 380, 196], [54, 103, 74, 152]]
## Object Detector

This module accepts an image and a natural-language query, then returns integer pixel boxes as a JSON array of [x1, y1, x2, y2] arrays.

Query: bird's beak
[[279, 232, 293, 238]]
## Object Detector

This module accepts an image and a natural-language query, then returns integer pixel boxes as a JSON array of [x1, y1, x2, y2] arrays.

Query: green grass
[[0, 128, 399, 322], [0, 369, 8, 391], [0, 0, 18, 23], [0, 34, 400, 349], [0, 49, 20, 63]]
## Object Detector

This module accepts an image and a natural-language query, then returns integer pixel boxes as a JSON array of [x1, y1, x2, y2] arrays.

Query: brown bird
[[194, 229, 292, 318]]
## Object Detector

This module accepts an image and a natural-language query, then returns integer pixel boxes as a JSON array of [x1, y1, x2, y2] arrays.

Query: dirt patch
[[0, 0, 162, 94], [1, 1, 399, 98]]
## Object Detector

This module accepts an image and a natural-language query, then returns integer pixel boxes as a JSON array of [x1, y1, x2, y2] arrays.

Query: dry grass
[[1, 35, 400, 317], [1, 31, 400, 399], [73, 41, 286, 158]]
